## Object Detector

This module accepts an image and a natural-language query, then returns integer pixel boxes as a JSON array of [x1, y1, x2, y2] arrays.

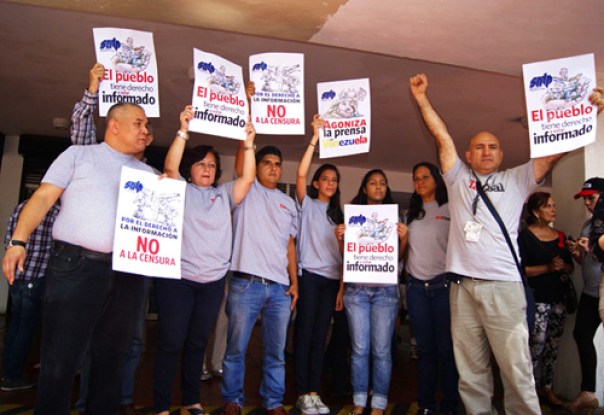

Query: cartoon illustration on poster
[[317, 78, 371, 159], [343, 204, 398, 284], [190, 49, 248, 140], [249, 53, 305, 135], [523, 53, 597, 158], [113, 167, 185, 279], [93, 28, 160, 117]]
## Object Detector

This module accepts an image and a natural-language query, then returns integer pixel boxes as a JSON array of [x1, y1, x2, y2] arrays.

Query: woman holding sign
[[336, 170, 404, 415], [401, 162, 458, 415], [294, 115, 344, 415], [152, 106, 256, 415]]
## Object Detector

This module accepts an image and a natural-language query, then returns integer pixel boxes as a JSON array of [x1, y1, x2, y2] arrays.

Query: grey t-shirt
[[406, 201, 450, 280], [579, 220, 601, 298], [180, 181, 235, 283], [443, 158, 538, 281], [230, 179, 297, 285], [43, 142, 154, 253], [296, 196, 342, 280]]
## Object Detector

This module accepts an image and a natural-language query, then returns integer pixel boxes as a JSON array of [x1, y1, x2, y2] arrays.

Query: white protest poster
[[190, 49, 248, 140], [113, 167, 185, 279], [523, 53, 597, 158], [93, 28, 160, 117], [343, 204, 398, 284], [249, 53, 305, 135], [317, 78, 371, 158]]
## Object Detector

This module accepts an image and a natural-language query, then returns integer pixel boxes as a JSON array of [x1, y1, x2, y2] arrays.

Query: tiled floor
[[0, 316, 597, 414]]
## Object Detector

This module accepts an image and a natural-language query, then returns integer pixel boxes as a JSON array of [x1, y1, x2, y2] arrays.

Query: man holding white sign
[[2, 102, 155, 414], [409, 73, 602, 415]]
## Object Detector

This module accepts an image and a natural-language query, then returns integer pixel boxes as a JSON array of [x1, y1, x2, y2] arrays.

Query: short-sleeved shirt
[[230, 179, 297, 285], [296, 196, 341, 280], [180, 181, 235, 283], [43, 142, 154, 253], [443, 158, 539, 281], [405, 201, 450, 280]]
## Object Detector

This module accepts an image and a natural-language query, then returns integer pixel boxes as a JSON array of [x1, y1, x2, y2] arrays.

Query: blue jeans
[[344, 284, 399, 410], [406, 274, 458, 413], [2, 278, 44, 381], [222, 276, 292, 410]]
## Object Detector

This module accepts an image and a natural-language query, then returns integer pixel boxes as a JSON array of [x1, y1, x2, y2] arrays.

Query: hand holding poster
[[93, 28, 160, 117], [113, 167, 186, 279], [317, 78, 371, 159], [343, 204, 398, 284], [249, 53, 305, 135], [523, 53, 597, 158], [190, 49, 249, 140]]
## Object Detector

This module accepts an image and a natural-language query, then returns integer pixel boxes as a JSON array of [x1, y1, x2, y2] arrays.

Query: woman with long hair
[[152, 106, 256, 415], [294, 115, 345, 415], [518, 192, 574, 408], [336, 169, 404, 415], [402, 162, 458, 415]]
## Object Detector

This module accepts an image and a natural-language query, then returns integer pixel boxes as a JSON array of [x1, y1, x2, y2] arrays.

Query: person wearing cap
[[565, 178, 604, 412]]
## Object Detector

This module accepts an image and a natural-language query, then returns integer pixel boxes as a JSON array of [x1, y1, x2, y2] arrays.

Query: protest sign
[[93, 28, 160, 117], [113, 167, 185, 279], [249, 53, 305, 135], [523, 53, 597, 158], [190, 49, 248, 140], [317, 78, 371, 158], [343, 204, 398, 284]]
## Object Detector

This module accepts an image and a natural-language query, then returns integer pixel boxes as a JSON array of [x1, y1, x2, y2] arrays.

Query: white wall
[[0, 136, 24, 313]]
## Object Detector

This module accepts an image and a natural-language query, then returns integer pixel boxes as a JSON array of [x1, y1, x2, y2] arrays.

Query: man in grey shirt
[[2, 102, 154, 415], [409, 73, 566, 415]]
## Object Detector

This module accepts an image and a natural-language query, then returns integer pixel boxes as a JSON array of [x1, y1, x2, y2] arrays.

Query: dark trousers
[[573, 293, 600, 391], [2, 278, 44, 381], [406, 274, 458, 413], [294, 270, 340, 395], [34, 249, 145, 415], [152, 276, 226, 412]]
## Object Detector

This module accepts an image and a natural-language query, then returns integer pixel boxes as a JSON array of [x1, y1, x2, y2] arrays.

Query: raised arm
[[296, 114, 324, 203], [232, 120, 256, 204], [71, 63, 105, 145], [164, 106, 194, 179], [409, 74, 459, 173], [235, 82, 256, 177], [589, 86, 604, 114], [2, 184, 63, 284]]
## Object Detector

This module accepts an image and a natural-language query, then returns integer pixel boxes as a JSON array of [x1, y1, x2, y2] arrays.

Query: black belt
[[233, 271, 275, 285], [53, 241, 112, 263]]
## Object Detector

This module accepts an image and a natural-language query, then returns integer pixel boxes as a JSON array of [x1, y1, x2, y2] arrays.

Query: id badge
[[464, 221, 482, 242]]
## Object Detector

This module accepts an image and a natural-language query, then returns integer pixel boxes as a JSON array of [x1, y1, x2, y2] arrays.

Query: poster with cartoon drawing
[[248, 53, 305, 135], [316, 78, 371, 158], [113, 167, 185, 279], [523, 53, 597, 158], [189, 49, 248, 140], [343, 204, 398, 284], [93, 28, 160, 117]]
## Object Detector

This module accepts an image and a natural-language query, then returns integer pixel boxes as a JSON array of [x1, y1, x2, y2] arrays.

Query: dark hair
[[351, 169, 395, 205], [525, 191, 551, 225], [255, 146, 282, 165], [406, 162, 448, 224], [181, 145, 222, 186], [309, 164, 344, 225]]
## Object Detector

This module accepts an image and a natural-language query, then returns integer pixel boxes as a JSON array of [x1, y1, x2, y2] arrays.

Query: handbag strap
[[474, 175, 529, 287]]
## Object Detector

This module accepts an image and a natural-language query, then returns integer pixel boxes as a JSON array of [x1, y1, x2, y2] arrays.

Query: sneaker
[[311, 395, 330, 415], [267, 406, 289, 415], [0, 378, 37, 391], [296, 395, 318, 415], [222, 402, 241, 415], [201, 367, 213, 381]]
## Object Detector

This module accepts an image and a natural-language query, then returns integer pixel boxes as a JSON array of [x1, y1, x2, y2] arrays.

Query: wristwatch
[[6, 239, 26, 249]]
